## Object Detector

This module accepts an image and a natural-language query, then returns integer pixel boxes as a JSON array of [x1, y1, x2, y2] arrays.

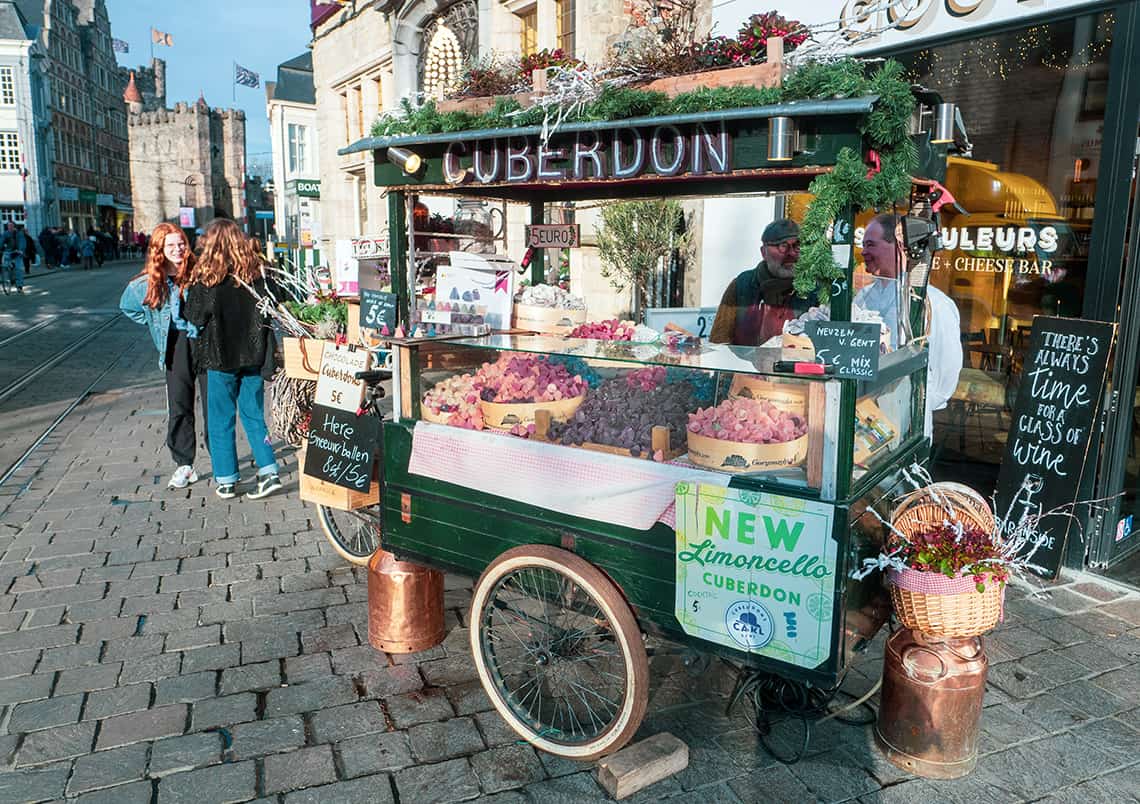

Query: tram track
[[0, 312, 133, 493], [0, 347, 129, 490], [0, 314, 121, 405], [0, 316, 60, 348]]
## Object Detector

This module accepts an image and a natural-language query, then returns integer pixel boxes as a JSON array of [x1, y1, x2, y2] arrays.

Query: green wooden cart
[[336, 96, 948, 759]]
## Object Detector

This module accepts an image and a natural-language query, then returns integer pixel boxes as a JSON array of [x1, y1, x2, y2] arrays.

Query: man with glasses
[[857, 213, 962, 438], [710, 219, 814, 346]]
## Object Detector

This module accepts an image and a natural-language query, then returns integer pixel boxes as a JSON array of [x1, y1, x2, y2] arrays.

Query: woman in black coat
[[184, 219, 280, 501]]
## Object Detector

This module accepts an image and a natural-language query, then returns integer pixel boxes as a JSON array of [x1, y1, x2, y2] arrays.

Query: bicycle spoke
[[481, 562, 634, 748]]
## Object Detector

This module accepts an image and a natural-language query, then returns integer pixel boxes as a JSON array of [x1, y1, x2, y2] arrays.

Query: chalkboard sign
[[314, 345, 370, 412], [804, 321, 881, 379], [303, 404, 380, 492], [361, 288, 398, 333], [994, 316, 1115, 579]]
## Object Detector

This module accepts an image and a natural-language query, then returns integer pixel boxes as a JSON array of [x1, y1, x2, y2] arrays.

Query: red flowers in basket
[[888, 523, 1010, 592]]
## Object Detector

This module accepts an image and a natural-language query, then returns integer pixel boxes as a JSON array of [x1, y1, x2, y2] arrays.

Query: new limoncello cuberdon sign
[[674, 483, 837, 669]]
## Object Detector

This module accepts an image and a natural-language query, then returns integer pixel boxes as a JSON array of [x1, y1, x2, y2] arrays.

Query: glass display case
[[390, 334, 928, 504]]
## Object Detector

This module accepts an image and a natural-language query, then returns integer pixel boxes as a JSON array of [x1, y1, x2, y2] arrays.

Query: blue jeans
[[206, 369, 278, 483], [2, 254, 24, 288]]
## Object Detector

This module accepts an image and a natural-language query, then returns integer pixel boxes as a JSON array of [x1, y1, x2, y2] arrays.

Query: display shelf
[[447, 334, 829, 378]]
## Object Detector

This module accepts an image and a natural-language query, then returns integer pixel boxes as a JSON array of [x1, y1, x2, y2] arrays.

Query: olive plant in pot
[[595, 200, 690, 322]]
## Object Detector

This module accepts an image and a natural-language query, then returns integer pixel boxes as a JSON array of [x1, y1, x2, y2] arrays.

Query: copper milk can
[[875, 627, 988, 779], [367, 550, 445, 654]]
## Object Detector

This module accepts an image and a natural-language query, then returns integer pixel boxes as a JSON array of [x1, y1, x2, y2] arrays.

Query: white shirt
[[925, 284, 963, 435], [854, 278, 902, 349], [854, 278, 962, 437]]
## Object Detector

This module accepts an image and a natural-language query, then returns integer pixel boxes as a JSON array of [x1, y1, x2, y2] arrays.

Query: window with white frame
[[0, 68, 14, 106], [288, 123, 310, 176], [0, 132, 20, 172], [0, 207, 25, 224]]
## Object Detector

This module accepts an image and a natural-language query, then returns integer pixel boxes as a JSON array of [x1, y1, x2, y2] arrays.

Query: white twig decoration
[[851, 463, 1119, 582]]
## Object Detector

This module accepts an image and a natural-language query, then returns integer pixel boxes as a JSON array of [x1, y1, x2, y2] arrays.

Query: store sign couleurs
[[674, 484, 837, 669]]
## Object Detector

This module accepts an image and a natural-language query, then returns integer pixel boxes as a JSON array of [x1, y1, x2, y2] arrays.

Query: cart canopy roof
[[341, 96, 948, 202]]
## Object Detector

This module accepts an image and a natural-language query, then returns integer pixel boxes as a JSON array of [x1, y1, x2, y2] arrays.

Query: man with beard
[[709, 219, 815, 346]]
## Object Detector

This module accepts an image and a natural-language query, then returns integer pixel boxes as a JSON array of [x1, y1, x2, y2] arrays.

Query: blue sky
[[104, 0, 312, 177]]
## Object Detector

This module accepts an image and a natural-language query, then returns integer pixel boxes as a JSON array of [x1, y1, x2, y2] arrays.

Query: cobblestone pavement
[[1, 266, 1140, 803]]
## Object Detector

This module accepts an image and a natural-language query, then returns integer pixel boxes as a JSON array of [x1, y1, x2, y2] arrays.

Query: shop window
[[0, 131, 19, 172], [520, 9, 538, 57], [0, 67, 13, 106], [891, 12, 1114, 476], [556, 0, 575, 56]]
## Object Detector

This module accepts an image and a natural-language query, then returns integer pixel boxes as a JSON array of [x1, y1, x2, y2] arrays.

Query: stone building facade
[[309, 0, 714, 316], [123, 77, 246, 235], [116, 55, 164, 112], [311, 0, 643, 252]]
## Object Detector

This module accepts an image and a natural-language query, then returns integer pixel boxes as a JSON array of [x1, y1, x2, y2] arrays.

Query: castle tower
[[123, 71, 143, 115]]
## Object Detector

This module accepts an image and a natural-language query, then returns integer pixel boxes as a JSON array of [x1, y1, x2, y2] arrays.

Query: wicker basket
[[888, 482, 1002, 637], [892, 482, 995, 540], [888, 569, 1004, 638]]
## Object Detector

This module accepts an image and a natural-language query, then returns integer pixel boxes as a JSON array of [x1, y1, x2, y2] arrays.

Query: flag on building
[[112, 38, 129, 53], [234, 64, 260, 89], [151, 28, 174, 47]]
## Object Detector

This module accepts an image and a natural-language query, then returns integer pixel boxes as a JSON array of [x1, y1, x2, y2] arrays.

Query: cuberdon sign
[[440, 122, 734, 185]]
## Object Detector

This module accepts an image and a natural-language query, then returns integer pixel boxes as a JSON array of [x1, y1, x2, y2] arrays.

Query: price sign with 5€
[[314, 346, 371, 412], [360, 288, 398, 333]]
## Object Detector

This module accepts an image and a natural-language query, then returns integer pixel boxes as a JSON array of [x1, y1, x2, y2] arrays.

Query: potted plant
[[595, 199, 690, 321], [857, 481, 1033, 638]]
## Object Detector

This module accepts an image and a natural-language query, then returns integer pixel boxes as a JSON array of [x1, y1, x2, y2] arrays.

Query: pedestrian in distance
[[119, 223, 208, 490], [59, 229, 76, 269], [23, 230, 36, 274], [80, 235, 96, 270], [0, 222, 28, 293], [185, 218, 281, 501], [38, 227, 57, 270]]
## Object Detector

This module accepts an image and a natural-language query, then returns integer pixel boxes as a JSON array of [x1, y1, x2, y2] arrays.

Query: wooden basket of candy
[[686, 397, 810, 473]]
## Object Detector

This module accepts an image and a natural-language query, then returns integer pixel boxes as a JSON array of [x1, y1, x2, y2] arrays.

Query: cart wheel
[[469, 545, 648, 760], [314, 504, 381, 565]]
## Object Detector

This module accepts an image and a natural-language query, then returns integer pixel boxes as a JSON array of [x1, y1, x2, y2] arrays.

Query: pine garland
[[371, 60, 918, 298]]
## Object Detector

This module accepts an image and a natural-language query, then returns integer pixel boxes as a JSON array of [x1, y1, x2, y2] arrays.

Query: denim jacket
[[119, 276, 198, 369]]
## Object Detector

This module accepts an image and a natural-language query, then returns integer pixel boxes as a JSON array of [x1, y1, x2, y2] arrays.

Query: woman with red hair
[[119, 223, 207, 489]]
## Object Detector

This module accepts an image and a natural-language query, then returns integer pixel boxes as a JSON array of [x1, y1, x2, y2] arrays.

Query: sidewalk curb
[[22, 259, 143, 281]]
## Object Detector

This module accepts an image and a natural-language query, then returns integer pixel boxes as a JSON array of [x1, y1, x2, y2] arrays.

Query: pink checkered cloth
[[888, 567, 1005, 621], [407, 422, 728, 531]]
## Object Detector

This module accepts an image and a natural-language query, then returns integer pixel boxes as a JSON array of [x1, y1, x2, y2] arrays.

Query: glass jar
[[454, 199, 504, 253]]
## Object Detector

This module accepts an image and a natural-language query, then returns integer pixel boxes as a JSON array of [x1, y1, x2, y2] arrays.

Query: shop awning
[[337, 96, 914, 202]]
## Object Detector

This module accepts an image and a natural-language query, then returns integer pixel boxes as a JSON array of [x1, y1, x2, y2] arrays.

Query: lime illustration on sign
[[674, 483, 837, 669]]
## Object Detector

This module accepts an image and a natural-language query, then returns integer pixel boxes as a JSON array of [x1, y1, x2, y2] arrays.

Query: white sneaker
[[168, 465, 199, 489]]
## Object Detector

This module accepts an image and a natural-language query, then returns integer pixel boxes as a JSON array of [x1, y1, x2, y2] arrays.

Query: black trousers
[[165, 327, 208, 467]]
